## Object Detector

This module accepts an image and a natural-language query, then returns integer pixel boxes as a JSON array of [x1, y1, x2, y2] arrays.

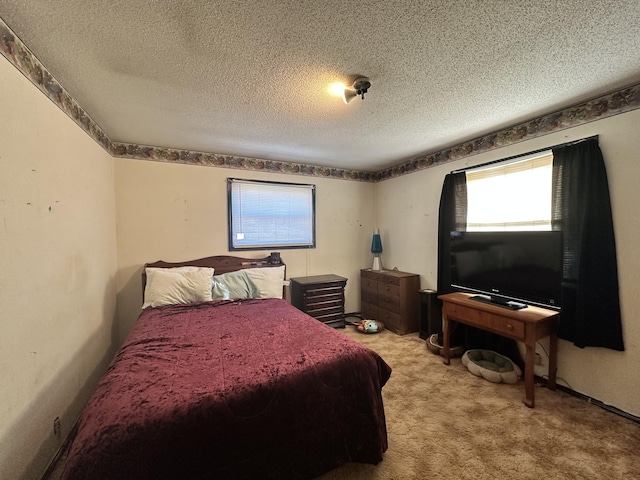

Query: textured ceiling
[[1, 1, 640, 172]]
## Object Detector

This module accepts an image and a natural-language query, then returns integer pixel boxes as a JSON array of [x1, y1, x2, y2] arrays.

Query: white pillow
[[143, 266, 214, 308], [244, 265, 286, 299]]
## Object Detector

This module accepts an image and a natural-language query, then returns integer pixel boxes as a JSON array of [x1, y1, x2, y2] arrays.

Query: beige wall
[[3, 39, 639, 479], [114, 159, 375, 341], [376, 109, 640, 417], [0, 58, 118, 479]]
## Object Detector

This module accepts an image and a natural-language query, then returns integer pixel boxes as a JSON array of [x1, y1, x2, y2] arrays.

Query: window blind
[[228, 178, 316, 250]]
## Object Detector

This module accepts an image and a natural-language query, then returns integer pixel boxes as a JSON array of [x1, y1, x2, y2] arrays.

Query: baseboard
[[40, 423, 77, 480], [535, 375, 640, 424]]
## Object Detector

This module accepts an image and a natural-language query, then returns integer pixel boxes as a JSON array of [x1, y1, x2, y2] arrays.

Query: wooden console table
[[439, 292, 559, 408]]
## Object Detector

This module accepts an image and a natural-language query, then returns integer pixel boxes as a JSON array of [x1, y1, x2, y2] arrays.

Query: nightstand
[[290, 275, 347, 328]]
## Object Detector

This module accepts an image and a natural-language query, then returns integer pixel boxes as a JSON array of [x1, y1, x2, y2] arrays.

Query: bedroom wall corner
[[374, 108, 640, 417], [113, 159, 376, 342], [0, 57, 118, 479]]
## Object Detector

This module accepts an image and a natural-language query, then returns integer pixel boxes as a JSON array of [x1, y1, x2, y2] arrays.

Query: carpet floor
[[318, 327, 640, 480], [44, 327, 640, 480]]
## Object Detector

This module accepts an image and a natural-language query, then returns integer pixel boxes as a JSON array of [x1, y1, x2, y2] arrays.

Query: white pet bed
[[461, 349, 522, 384]]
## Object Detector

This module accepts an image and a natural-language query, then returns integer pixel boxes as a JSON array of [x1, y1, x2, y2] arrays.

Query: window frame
[[227, 178, 316, 251], [465, 151, 553, 232]]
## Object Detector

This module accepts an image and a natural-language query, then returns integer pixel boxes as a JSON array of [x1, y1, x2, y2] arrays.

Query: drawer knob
[[506, 324, 514, 330]]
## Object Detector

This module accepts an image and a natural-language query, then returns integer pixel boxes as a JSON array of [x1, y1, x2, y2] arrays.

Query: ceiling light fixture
[[342, 76, 371, 104]]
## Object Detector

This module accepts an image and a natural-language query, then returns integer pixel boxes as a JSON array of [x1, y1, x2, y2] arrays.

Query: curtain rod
[[450, 134, 599, 174]]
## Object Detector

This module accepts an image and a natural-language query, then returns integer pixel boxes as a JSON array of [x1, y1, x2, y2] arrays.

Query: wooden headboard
[[142, 253, 285, 292]]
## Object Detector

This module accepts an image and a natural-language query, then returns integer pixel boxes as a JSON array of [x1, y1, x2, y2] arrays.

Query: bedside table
[[290, 275, 347, 328]]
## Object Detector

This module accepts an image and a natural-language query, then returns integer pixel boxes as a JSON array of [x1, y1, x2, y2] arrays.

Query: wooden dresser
[[360, 269, 420, 335], [290, 274, 347, 328]]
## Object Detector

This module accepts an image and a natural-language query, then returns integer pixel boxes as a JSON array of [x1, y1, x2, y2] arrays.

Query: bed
[[60, 254, 392, 479]]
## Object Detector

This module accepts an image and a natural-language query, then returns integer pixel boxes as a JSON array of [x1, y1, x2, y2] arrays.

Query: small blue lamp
[[371, 228, 383, 270]]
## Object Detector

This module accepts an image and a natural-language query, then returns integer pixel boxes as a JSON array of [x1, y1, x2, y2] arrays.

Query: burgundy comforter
[[61, 299, 391, 480]]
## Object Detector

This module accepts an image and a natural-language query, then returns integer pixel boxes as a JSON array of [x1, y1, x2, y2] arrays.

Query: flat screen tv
[[450, 231, 563, 310]]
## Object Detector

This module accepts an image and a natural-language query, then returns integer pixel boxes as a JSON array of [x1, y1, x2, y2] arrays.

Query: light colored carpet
[[43, 327, 639, 480], [318, 328, 640, 480]]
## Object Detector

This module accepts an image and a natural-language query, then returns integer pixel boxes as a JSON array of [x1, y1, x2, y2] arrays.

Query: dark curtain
[[552, 138, 624, 350], [436, 172, 521, 364], [437, 172, 467, 294]]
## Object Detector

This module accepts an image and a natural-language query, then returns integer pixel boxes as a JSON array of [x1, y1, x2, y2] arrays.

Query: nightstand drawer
[[313, 311, 346, 324], [304, 284, 344, 296], [304, 286, 344, 304], [290, 275, 347, 329], [305, 296, 343, 311]]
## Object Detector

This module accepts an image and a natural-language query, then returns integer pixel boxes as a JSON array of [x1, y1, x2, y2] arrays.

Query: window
[[227, 178, 316, 250], [465, 152, 553, 231]]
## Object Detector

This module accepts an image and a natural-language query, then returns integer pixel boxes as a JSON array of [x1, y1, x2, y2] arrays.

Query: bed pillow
[[143, 266, 214, 308], [244, 265, 286, 299], [211, 270, 260, 300]]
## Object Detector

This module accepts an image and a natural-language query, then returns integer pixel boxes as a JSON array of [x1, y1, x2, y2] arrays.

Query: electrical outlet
[[534, 353, 542, 365], [53, 417, 61, 436]]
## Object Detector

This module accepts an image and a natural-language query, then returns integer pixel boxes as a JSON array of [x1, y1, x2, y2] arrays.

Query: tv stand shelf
[[439, 292, 559, 408]]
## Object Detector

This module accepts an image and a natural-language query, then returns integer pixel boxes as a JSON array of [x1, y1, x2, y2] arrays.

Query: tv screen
[[450, 231, 563, 309]]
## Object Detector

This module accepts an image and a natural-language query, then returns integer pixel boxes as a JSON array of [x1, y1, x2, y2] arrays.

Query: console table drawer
[[444, 303, 525, 339]]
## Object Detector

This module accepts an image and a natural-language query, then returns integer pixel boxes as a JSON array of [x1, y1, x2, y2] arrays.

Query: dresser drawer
[[381, 275, 401, 286], [361, 270, 379, 281], [377, 282, 400, 300], [361, 289, 378, 306], [444, 303, 525, 339], [361, 301, 378, 320], [377, 309, 402, 334], [377, 294, 401, 313], [361, 277, 378, 293]]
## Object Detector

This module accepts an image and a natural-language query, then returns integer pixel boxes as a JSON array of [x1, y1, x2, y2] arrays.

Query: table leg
[[442, 315, 451, 365], [524, 340, 535, 408], [548, 331, 558, 390]]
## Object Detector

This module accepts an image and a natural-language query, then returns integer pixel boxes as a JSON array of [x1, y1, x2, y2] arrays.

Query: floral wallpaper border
[[378, 83, 640, 181], [2, 16, 640, 183], [0, 18, 112, 153]]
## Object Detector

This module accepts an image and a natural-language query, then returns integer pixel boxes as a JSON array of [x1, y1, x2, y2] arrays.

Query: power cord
[[344, 312, 365, 326]]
